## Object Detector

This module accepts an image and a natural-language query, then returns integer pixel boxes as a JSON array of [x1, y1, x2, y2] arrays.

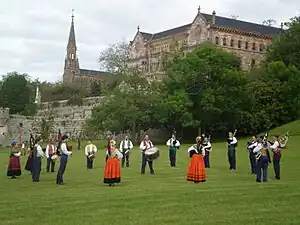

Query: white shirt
[[85, 144, 97, 156], [119, 139, 133, 150], [45, 144, 56, 158], [269, 141, 280, 152], [188, 145, 205, 156], [61, 143, 72, 155], [139, 140, 153, 151], [21, 143, 25, 149], [166, 138, 180, 147], [253, 143, 263, 153], [248, 141, 258, 149], [203, 142, 212, 152], [230, 137, 237, 145], [36, 145, 44, 157]]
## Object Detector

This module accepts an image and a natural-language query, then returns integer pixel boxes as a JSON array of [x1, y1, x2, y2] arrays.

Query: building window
[[245, 42, 248, 49], [238, 40, 241, 48], [215, 36, 219, 44], [252, 43, 256, 50], [251, 59, 256, 67], [259, 44, 264, 52], [223, 38, 226, 46], [230, 39, 234, 47]]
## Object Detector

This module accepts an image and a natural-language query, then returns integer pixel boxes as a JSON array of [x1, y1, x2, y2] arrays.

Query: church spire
[[68, 9, 76, 43], [64, 9, 79, 72]]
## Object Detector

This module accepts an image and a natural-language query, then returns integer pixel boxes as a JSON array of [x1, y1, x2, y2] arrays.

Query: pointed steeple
[[68, 9, 76, 43], [64, 9, 79, 72]]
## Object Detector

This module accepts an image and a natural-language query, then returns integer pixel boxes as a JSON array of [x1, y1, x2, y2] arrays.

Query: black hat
[[62, 135, 68, 141]]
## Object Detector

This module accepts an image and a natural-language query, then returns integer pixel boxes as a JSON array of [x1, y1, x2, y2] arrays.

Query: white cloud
[[0, 0, 299, 82]]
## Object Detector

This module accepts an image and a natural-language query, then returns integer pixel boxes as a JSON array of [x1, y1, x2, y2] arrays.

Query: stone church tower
[[63, 10, 107, 88]]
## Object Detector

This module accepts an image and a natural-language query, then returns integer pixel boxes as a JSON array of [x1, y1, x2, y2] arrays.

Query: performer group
[[6, 127, 289, 186]]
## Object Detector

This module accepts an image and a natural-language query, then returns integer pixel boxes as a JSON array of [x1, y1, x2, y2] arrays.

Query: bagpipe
[[278, 131, 289, 148]]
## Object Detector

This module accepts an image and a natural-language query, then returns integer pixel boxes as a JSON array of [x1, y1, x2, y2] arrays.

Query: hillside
[[267, 119, 300, 136]]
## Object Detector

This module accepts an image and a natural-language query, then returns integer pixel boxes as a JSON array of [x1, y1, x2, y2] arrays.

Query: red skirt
[[187, 154, 206, 182], [7, 155, 22, 177], [104, 158, 121, 184]]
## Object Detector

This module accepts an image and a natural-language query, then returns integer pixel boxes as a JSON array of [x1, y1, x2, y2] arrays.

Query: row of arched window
[[215, 36, 265, 52]]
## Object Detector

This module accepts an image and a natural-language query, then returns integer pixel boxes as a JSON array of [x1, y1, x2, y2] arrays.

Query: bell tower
[[63, 9, 80, 84]]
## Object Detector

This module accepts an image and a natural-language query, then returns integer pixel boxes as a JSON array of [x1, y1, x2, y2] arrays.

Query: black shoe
[[150, 171, 155, 174], [256, 180, 261, 182]]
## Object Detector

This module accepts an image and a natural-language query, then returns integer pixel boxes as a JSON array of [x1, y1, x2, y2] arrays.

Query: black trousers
[[32, 157, 41, 182], [121, 150, 130, 167], [87, 157, 93, 169], [249, 152, 257, 174], [204, 152, 210, 168], [46, 155, 55, 172], [56, 155, 68, 184], [169, 150, 176, 167], [228, 148, 236, 170], [256, 156, 268, 182], [273, 154, 281, 179], [141, 153, 154, 174]]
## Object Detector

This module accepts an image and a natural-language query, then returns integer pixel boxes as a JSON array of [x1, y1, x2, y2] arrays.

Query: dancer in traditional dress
[[56, 135, 72, 185], [140, 135, 155, 174], [253, 136, 270, 182], [32, 138, 44, 182], [25, 133, 35, 173], [227, 131, 238, 171], [7, 140, 22, 179], [119, 135, 133, 168], [186, 136, 206, 183], [104, 140, 122, 186], [85, 140, 97, 169], [166, 134, 180, 167], [269, 135, 288, 180], [247, 136, 258, 174], [203, 137, 212, 168], [45, 138, 57, 172]]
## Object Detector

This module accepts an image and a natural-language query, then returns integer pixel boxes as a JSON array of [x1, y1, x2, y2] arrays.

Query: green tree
[[0, 72, 31, 114], [98, 39, 129, 73], [86, 70, 158, 143], [266, 15, 300, 68], [163, 44, 248, 135]]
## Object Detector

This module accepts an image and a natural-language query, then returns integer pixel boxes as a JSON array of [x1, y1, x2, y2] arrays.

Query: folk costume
[[45, 142, 57, 172], [25, 133, 35, 173], [106, 139, 116, 162], [140, 136, 155, 174], [202, 137, 212, 168], [32, 141, 44, 182], [7, 140, 22, 179], [56, 135, 72, 185], [166, 135, 180, 167], [119, 137, 133, 168], [85, 141, 97, 169], [269, 137, 284, 180], [253, 137, 271, 182], [247, 137, 258, 174], [227, 133, 238, 171], [104, 141, 122, 186], [187, 136, 206, 183]]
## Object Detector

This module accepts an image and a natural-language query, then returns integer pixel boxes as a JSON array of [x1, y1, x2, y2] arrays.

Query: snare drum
[[144, 147, 160, 161]]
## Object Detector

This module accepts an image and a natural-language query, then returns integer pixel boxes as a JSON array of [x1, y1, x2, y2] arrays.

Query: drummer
[[139, 134, 155, 174]]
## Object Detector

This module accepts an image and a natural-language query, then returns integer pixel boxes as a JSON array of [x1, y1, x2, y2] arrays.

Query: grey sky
[[0, 0, 299, 82]]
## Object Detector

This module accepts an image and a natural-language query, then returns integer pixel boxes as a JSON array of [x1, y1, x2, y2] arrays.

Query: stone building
[[127, 7, 282, 73], [63, 12, 108, 88]]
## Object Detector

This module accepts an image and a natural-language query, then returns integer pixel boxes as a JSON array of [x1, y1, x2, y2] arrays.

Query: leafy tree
[[90, 81, 102, 96], [86, 70, 158, 143], [0, 72, 31, 114], [163, 44, 247, 135], [266, 15, 300, 68], [98, 39, 129, 73]]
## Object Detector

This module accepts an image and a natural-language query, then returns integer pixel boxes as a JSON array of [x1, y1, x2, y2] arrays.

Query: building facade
[[127, 7, 282, 74], [63, 12, 108, 88]]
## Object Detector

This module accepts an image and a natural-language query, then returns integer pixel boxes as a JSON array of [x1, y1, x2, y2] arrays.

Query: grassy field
[[0, 123, 300, 225]]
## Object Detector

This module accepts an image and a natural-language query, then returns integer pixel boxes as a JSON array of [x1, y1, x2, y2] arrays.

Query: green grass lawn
[[0, 127, 300, 225]]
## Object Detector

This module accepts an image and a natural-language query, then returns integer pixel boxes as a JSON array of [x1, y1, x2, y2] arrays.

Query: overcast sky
[[0, 0, 299, 82]]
